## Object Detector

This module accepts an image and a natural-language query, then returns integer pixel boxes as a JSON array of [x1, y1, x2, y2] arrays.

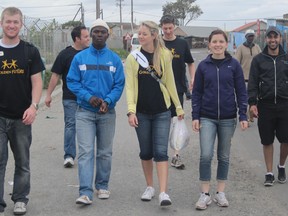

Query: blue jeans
[[135, 110, 171, 162], [0, 117, 31, 212], [199, 118, 236, 181], [76, 107, 116, 200], [62, 99, 77, 159]]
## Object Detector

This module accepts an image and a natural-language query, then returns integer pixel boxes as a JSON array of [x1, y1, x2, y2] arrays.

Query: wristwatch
[[32, 102, 39, 110]]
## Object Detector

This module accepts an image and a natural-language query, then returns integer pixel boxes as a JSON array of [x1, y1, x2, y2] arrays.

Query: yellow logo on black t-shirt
[[0, 59, 24, 74]]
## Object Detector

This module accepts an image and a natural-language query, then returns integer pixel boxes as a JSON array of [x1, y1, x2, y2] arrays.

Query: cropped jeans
[[0, 117, 31, 212], [199, 117, 236, 181], [76, 107, 115, 200], [62, 99, 77, 160], [135, 110, 171, 162]]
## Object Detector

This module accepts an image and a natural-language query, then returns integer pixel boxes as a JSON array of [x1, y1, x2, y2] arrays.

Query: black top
[[136, 48, 167, 114], [0, 40, 45, 119], [51, 46, 84, 100], [163, 37, 194, 93]]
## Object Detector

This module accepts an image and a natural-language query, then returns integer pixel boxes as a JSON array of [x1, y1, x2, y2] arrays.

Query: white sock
[[266, 172, 274, 176]]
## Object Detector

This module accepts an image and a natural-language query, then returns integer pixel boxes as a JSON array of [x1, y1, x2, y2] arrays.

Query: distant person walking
[[45, 25, 90, 168], [0, 7, 45, 215], [192, 29, 248, 210], [160, 14, 195, 169], [235, 29, 261, 122], [248, 26, 288, 187], [67, 19, 125, 205], [125, 20, 184, 207]]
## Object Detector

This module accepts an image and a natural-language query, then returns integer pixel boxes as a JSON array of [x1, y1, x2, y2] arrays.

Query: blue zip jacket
[[192, 53, 247, 121], [67, 44, 125, 112]]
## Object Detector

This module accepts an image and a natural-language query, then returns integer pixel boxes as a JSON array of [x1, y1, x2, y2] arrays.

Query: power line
[[0, 4, 80, 9]]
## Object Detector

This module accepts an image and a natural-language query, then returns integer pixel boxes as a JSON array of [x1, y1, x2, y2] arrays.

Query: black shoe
[[277, 165, 287, 183], [186, 95, 191, 100], [264, 174, 275, 186]]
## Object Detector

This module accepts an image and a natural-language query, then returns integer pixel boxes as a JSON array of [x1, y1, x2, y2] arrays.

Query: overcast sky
[[1, 0, 288, 31]]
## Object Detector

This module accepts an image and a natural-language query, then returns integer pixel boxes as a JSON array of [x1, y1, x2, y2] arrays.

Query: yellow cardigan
[[125, 48, 184, 116]]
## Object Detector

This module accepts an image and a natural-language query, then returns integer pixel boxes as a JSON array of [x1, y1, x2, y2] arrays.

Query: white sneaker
[[159, 192, 172, 206], [141, 186, 155, 201], [0, 212, 4, 216], [97, 189, 110, 199], [64, 157, 74, 168], [213, 192, 229, 207], [76, 195, 92, 205], [13, 202, 26, 215], [195, 193, 212, 210]]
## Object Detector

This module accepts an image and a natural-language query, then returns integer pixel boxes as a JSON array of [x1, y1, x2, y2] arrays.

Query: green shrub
[[43, 70, 52, 89], [111, 48, 129, 59], [43, 70, 61, 89]]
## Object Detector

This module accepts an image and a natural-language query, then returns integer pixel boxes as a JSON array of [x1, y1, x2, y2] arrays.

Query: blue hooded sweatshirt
[[67, 44, 125, 112]]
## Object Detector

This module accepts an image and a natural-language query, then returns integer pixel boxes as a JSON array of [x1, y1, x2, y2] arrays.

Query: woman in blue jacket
[[192, 29, 248, 210]]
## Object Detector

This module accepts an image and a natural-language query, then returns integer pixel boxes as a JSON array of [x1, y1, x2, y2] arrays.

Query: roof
[[174, 26, 220, 38], [107, 22, 138, 30], [232, 20, 267, 32]]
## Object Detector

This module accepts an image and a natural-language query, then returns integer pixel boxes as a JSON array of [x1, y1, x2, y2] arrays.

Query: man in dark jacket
[[248, 26, 288, 187]]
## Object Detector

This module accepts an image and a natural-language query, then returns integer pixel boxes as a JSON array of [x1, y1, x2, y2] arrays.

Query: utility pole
[[101, 9, 103, 19], [116, 0, 124, 37], [96, 0, 100, 19], [81, 3, 85, 24], [131, 0, 133, 33]]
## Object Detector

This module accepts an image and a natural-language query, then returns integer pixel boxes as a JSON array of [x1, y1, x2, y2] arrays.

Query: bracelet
[[127, 112, 134, 117]]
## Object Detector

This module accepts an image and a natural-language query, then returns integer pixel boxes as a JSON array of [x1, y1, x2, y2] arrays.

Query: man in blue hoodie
[[67, 19, 125, 205]]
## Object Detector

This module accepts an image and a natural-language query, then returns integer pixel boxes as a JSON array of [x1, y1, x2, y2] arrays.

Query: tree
[[61, 21, 83, 29], [162, 0, 203, 26]]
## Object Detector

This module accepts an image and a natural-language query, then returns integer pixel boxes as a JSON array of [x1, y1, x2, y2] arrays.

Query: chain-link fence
[[20, 16, 74, 67], [19, 16, 124, 68]]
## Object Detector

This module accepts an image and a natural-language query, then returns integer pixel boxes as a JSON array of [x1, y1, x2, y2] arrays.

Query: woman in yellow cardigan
[[125, 20, 184, 207]]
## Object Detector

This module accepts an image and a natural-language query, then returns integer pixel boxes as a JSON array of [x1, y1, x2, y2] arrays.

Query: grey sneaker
[[171, 154, 185, 169], [0, 211, 4, 216], [277, 165, 287, 184], [76, 195, 92, 205], [64, 157, 74, 168], [97, 189, 110, 199], [195, 193, 212, 210], [13, 202, 26, 215], [213, 192, 229, 207], [264, 174, 275, 186], [141, 186, 155, 201], [159, 192, 172, 206]]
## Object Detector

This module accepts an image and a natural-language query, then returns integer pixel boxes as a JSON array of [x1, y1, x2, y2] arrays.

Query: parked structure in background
[[174, 26, 219, 49], [229, 15, 288, 53]]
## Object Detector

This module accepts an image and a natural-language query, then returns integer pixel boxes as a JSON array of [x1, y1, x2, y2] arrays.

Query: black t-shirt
[[211, 56, 226, 67], [163, 37, 194, 93], [136, 48, 167, 114], [0, 40, 45, 119], [51, 46, 83, 100]]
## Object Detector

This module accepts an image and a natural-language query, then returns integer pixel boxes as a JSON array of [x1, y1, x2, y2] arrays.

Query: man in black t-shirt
[[160, 15, 195, 169], [0, 7, 45, 215], [45, 26, 90, 168]]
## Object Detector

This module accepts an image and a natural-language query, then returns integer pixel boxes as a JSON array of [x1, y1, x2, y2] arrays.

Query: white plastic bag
[[169, 117, 190, 151]]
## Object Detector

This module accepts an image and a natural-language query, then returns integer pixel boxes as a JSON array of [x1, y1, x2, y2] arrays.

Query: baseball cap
[[90, 18, 110, 33], [265, 26, 281, 37], [245, 29, 255, 37]]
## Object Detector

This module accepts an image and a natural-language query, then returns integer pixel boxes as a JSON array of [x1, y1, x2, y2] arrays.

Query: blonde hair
[[1, 7, 23, 23], [140, 21, 166, 74]]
